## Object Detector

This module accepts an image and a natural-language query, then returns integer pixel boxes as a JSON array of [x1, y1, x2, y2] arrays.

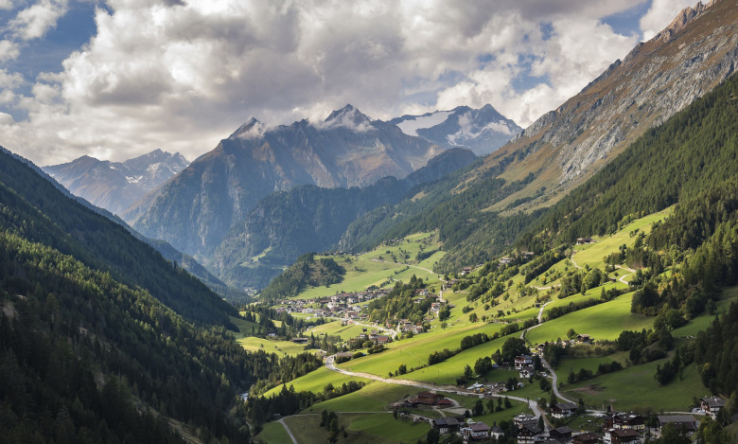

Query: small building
[[514, 355, 533, 370], [461, 267, 473, 276], [610, 412, 645, 430], [461, 422, 491, 441], [375, 335, 390, 345], [607, 428, 639, 444], [657, 415, 699, 433], [490, 424, 505, 440], [519, 365, 535, 379], [576, 334, 591, 343], [431, 417, 460, 434], [291, 337, 309, 344], [576, 237, 595, 245], [701, 396, 726, 417], [573, 432, 600, 444], [551, 402, 578, 419], [513, 413, 538, 429], [516, 424, 543, 444], [550, 426, 574, 441], [416, 391, 445, 405]]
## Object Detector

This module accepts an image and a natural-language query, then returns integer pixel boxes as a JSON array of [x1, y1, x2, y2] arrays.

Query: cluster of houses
[[278, 289, 390, 319]]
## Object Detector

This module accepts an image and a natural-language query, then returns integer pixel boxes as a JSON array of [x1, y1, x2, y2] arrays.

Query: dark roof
[[703, 396, 726, 408], [658, 415, 698, 431], [554, 426, 574, 434], [612, 429, 639, 437], [554, 402, 578, 410], [470, 423, 490, 432]]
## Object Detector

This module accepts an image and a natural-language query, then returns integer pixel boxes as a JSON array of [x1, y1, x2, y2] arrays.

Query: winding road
[[325, 356, 543, 418]]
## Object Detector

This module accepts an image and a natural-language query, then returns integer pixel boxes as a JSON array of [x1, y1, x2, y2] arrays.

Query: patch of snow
[[126, 175, 143, 184], [395, 111, 452, 136], [447, 112, 513, 145]]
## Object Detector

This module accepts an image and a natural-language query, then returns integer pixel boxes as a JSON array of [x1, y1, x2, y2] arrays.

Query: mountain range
[[43, 148, 189, 215], [390, 104, 522, 156], [122, 104, 510, 263]]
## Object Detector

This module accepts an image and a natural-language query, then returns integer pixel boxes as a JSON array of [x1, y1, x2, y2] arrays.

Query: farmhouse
[[519, 366, 535, 379], [606, 428, 639, 444], [576, 237, 595, 245], [431, 417, 460, 434], [514, 355, 533, 369], [461, 422, 491, 440], [291, 337, 308, 344], [701, 396, 726, 416], [513, 413, 538, 429], [490, 424, 505, 440], [609, 412, 645, 430], [551, 402, 577, 418], [516, 424, 543, 444], [576, 334, 591, 343], [549, 426, 574, 441], [657, 415, 699, 433]]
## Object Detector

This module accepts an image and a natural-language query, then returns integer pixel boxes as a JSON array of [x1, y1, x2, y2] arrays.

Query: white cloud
[[9, 0, 69, 41], [0, 40, 20, 62], [0, 0, 14, 10], [0, 0, 675, 165], [640, 0, 697, 41]]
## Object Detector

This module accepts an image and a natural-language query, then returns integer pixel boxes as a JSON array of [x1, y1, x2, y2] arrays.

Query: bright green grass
[[264, 367, 371, 398], [525, 292, 654, 345], [475, 401, 530, 426], [306, 382, 424, 413], [255, 421, 292, 444], [338, 322, 506, 377], [572, 208, 672, 270], [292, 233, 444, 300], [282, 413, 428, 444], [562, 361, 709, 412], [308, 321, 370, 340], [237, 337, 308, 357], [400, 336, 514, 385]]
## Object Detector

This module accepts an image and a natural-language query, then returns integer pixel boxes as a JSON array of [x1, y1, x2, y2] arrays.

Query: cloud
[[640, 0, 697, 41], [0, 0, 672, 165], [0, 0, 14, 10], [0, 40, 20, 62], [9, 0, 69, 41]]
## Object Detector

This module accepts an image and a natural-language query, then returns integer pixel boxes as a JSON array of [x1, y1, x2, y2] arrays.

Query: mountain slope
[[391, 104, 522, 155], [44, 149, 189, 215], [0, 147, 236, 325], [338, 0, 738, 271], [124, 105, 445, 260], [210, 148, 477, 289]]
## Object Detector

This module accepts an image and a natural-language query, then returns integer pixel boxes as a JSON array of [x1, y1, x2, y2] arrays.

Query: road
[[325, 356, 543, 418]]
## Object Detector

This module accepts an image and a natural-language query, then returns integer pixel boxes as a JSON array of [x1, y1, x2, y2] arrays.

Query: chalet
[[461, 267, 473, 276], [516, 424, 542, 444], [416, 391, 445, 405], [550, 426, 574, 441], [576, 334, 591, 343], [431, 417, 460, 434], [609, 412, 645, 430], [657, 415, 699, 433], [551, 402, 577, 418], [572, 433, 600, 444], [576, 237, 595, 245], [461, 422, 491, 441], [334, 352, 353, 359], [606, 428, 639, 444], [701, 396, 726, 416], [513, 413, 538, 429], [500, 257, 512, 265], [375, 335, 390, 345], [519, 366, 535, 379], [291, 337, 309, 344], [514, 355, 533, 370]]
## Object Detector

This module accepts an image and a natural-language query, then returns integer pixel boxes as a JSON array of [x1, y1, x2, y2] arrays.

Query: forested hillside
[[0, 149, 236, 325]]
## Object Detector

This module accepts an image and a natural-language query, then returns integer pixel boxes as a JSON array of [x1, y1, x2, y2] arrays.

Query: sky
[[0, 0, 699, 165]]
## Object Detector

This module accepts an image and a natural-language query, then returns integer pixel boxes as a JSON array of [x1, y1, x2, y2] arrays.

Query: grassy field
[[338, 321, 506, 377], [555, 353, 629, 379], [562, 360, 709, 412], [306, 382, 424, 413], [237, 336, 309, 357], [229, 316, 260, 337], [525, 292, 654, 345], [265, 367, 371, 398], [308, 321, 371, 340], [292, 233, 445, 300], [255, 421, 292, 444], [672, 285, 738, 337], [572, 208, 672, 270]]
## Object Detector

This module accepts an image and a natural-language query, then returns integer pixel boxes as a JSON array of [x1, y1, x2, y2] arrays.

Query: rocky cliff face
[[43, 149, 189, 215], [123, 105, 445, 260], [481, 0, 738, 210]]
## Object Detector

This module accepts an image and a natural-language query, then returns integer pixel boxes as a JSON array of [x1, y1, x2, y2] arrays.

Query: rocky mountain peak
[[322, 104, 372, 129], [656, 0, 719, 42]]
